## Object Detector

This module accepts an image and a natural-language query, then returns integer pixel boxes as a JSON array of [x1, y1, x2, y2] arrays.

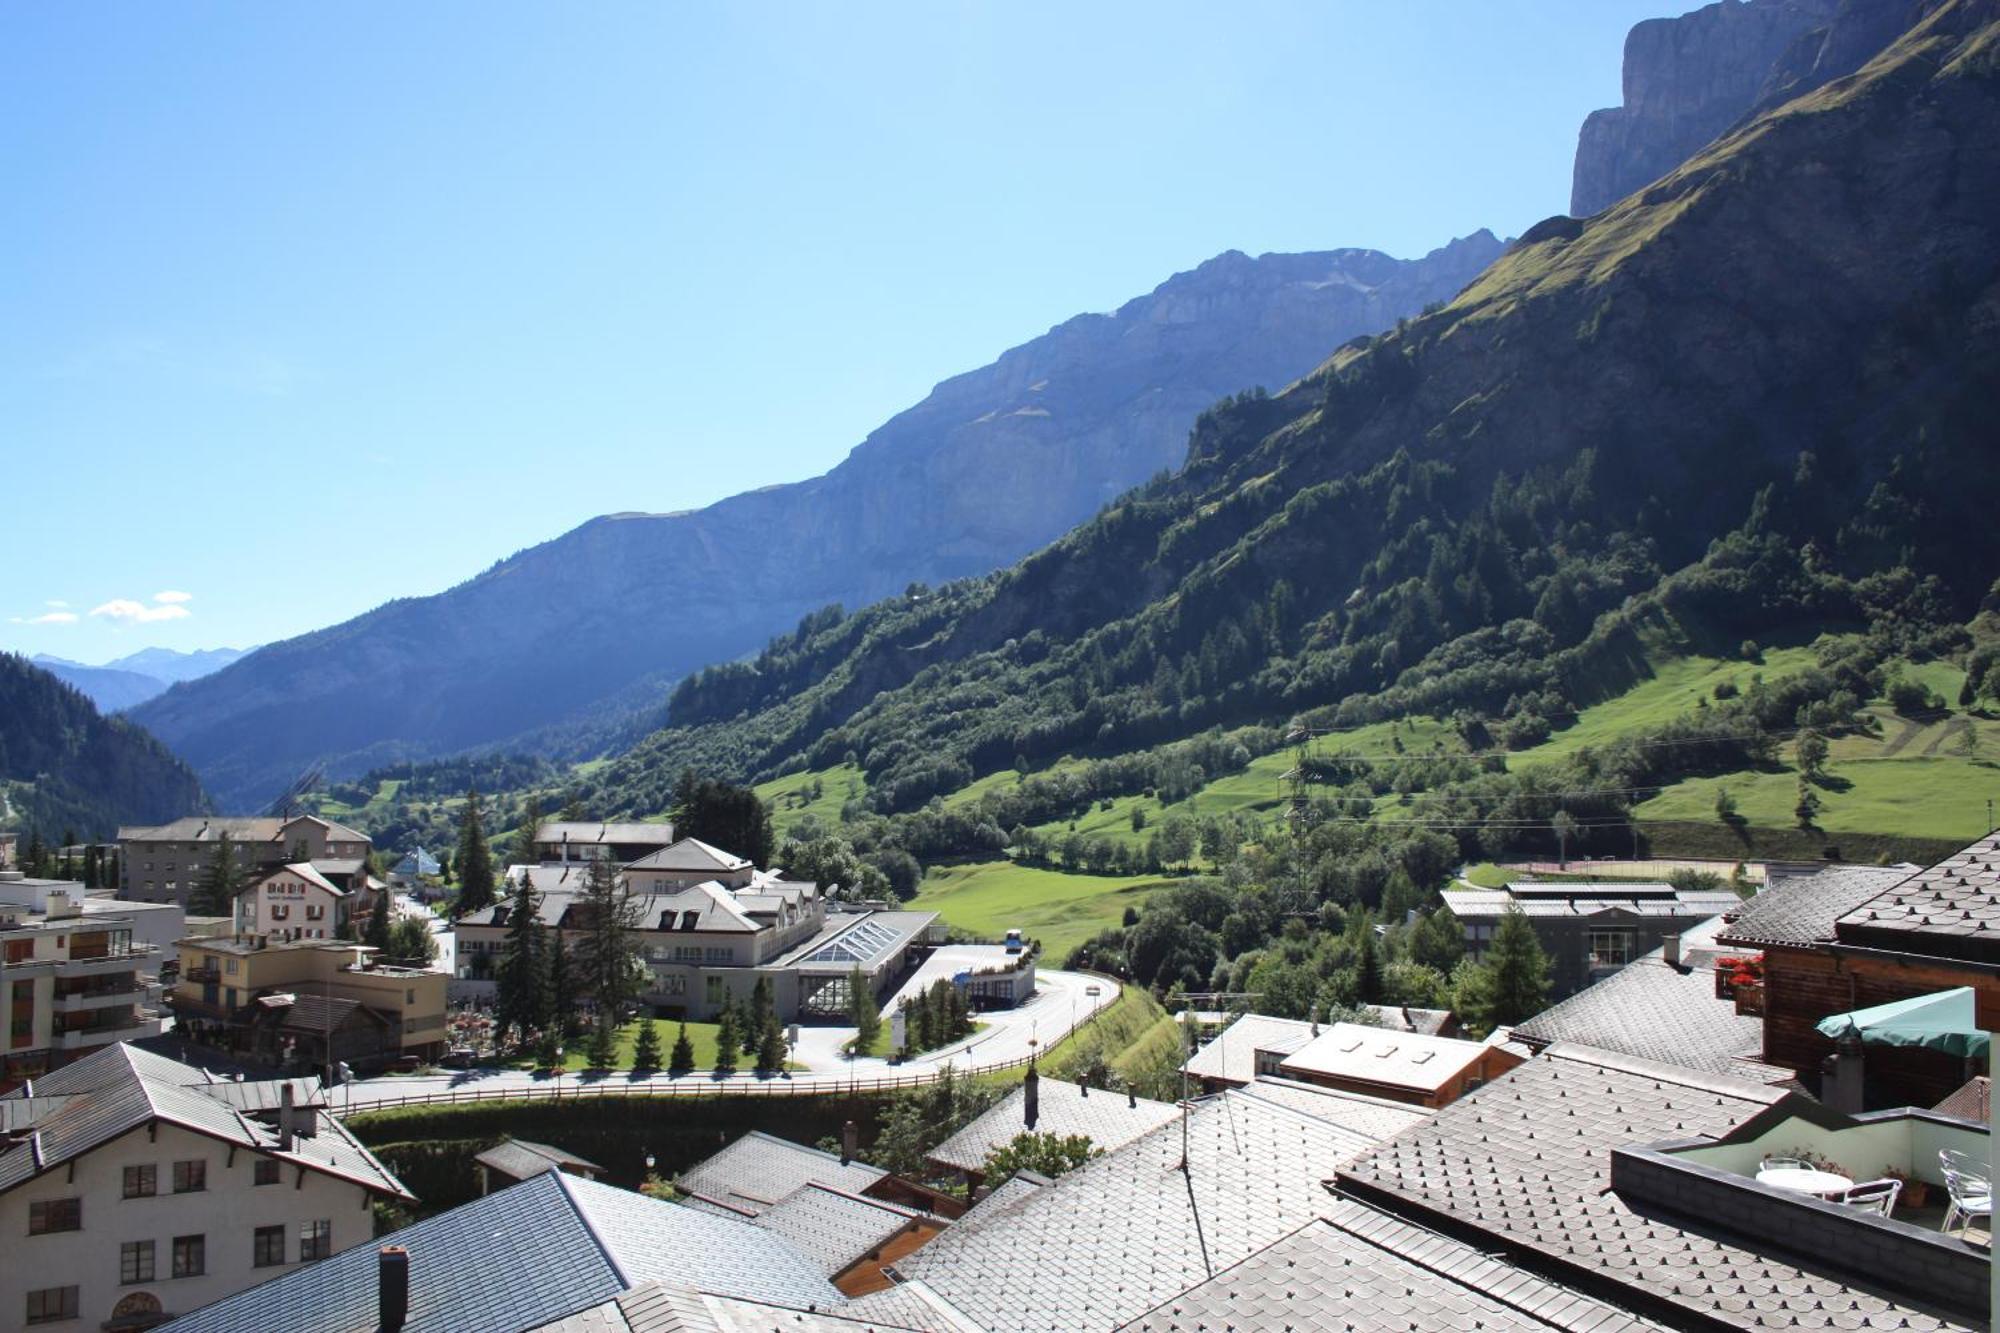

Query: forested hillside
[[578, 0, 2000, 849], [0, 654, 209, 837]]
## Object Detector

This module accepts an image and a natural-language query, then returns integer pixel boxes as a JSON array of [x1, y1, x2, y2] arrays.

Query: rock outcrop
[[1568, 0, 1922, 217]]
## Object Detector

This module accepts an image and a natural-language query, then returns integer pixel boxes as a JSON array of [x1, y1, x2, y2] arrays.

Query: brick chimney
[[378, 1245, 409, 1332]]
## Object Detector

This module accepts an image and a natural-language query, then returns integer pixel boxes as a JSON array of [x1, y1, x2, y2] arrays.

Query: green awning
[[1816, 987, 1991, 1060]]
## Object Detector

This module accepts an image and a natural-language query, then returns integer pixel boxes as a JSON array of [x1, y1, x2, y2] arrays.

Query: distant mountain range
[[0, 654, 210, 836], [129, 234, 1506, 809], [34, 646, 250, 714]]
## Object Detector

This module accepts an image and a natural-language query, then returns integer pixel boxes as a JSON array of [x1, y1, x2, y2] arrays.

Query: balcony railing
[[185, 965, 221, 983]]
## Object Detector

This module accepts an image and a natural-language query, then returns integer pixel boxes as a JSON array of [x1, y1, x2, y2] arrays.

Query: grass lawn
[[1508, 646, 1821, 768], [756, 763, 868, 839], [909, 860, 1175, 962], [489, 1018, 797, 1072], [1461, 862, 1513, 887], [1636, 725, 2000, 843]]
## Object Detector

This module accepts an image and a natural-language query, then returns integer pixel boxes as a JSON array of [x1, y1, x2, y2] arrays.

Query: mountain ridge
[[573, 0, 2000, 823], [131, 233, 1506, 808]]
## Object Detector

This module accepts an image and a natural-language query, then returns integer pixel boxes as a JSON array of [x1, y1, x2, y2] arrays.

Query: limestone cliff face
[[135, 234, 1504, 808], [1571, 0, 1861, 217]]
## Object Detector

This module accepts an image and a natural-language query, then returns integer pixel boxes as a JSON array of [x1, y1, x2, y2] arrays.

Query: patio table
[[1756, 1166, 1853, 1197]]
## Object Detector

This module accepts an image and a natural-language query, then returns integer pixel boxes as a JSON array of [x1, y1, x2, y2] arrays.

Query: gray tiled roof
[[1717, 863, 1911, 949], [1180, 1012, 1315, 1086], [1834, 833, 2000, 960], [895, 1087, 1404, 1331], [944, 1170, 1049, 1239], [0, 1043, 407, 1201], [1363, 1003, 1455, 1035], [1338, 1045, 1975, 1331], [536, 821, 679, 850], [476, 1136, 605, 1182], [119, 814, 371, 844], [676, 1130, 887, 1216], [927, 1076, 1181, 1173], [623, 837, 750, 873], [1122, 1201, 1660, 1332], [538, 1281, 933, 1332], [1230, 1078, 1432, 1148], [161, 1172, 843, 1333], [1512, 916, 1782, 1081], [752, 1182, 925, 1276]]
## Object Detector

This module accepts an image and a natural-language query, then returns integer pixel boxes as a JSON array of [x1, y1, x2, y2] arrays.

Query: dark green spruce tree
[[455, 787, 497, 917], [493, 880, 548, 1049]]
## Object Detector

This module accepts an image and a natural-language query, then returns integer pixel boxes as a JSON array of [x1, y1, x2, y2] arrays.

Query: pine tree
[[666, 1022, 693, 1076], [190, 831, 244, 918], [494, 881, 548, 1049], [755, 1016, 787, 1075], [713, 1009, 740, 1076], [364, 887, 393, 952], [746, 976, 775, 1054], [548, 932, 578, 1039], [631, 1017, 663, 1071], [846, 966, 880, 1054], [586, 1016, 618, 1069], [577, 855, 642, 1021], [514, 794, 545, 869], [1480, 907, 1552, 1028], [455, 787, 497, 917], [1353, 914, 1384, 1004], [534, 1026, 564, 1070]]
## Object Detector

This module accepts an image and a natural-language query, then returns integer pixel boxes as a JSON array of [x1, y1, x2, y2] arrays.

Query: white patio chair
[[1840, 1178, 1901, 1217], [1940, 1148, 1989, 1183], [1941, 1164, 1993, 1235]]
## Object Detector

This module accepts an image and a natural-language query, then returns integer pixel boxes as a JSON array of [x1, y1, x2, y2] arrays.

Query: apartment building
[[1, 874, 165, 1086], [118, 816, 372, 908], [234, 864, 351, 943], [461, 838, 942, 1022], [1441, 879, 1744, 998], [172, 937, 447, 1071], [0, 1043, 408, 1331]]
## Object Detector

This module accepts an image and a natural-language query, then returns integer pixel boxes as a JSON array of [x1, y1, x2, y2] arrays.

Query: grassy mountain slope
[[577, 0, 2000, 866], [130, 236, 1503, 810], [0, 654, 209, 837]]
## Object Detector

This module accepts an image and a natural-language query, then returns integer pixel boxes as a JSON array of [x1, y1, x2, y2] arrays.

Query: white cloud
[[45, 600, 69, 609], [152, 590, 193, 605], [10, 611, 79, 625], [91, 598, 191, 624]]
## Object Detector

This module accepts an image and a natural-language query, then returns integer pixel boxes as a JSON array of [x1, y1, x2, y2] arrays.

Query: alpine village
[[6, 2, 2000, 1330]]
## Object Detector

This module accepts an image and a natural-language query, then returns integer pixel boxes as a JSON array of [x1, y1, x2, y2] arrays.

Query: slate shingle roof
[[927, 1076, 1182, 1173], [160, 1172, 843, 1333], [536, 1281, 928, 1331], [1228, 1078, 1432, 1148], [675, 1130, 887, 1216], [1834, 832, 2000, 961], [1718, 864, 1912, 949], [1180, 1012, 1315, 1086], [623, 837, 751, 874], [475, 1136, 605, 1183], [0, 1042, 407, 1200], [1121, 1201, 1660, 1332], [1337, 1045, 1976, 1331], [1934, 1075, 1990, 1122], [1512, 916, 1787, 1082], [752, 1182, 926, 1277], [894, 1087, 1406, 1331]]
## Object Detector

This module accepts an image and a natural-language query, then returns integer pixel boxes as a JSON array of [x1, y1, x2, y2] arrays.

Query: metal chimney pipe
[[278, 1082, 295, 1153], [840, 1120, 858, 1165], [1023, 1064, 1040, 1131], [378, 1245, 409, 1332]]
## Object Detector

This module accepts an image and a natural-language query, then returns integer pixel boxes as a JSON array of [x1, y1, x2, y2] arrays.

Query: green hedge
[[350, 1092, 896, 1218]]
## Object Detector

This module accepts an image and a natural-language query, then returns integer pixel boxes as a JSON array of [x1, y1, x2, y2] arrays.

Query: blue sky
[[1, 1, 1689, 662]]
